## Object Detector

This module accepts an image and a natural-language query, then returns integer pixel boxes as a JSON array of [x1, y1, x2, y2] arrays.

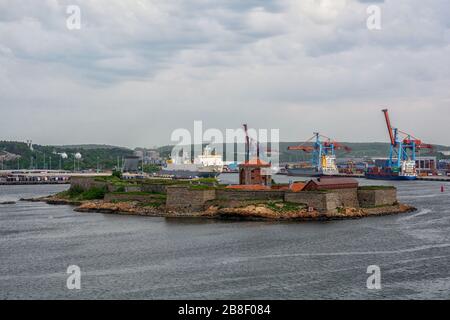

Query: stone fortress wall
[[71, 177, 398, 214]]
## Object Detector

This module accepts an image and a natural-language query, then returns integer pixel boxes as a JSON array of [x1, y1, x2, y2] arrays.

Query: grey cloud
[[0, 0, 449, 146]]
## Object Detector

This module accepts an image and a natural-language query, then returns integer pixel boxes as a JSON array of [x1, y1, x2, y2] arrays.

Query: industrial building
[[134, 148, 162, 165], [415, 156, 437, 175], [122, 156, 140, 173]]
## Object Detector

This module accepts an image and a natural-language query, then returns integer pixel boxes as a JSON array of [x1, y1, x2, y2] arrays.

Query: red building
[[303, 177, 359, 191]]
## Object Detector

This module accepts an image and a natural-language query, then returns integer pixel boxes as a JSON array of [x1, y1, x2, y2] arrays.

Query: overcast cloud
[[0, 0, 449, 147]]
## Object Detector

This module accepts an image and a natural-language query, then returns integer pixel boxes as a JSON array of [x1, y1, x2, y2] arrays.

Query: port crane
[[243, 124, 251, 162], [381, 109, 433, 176], [288, 133, 351, 174]]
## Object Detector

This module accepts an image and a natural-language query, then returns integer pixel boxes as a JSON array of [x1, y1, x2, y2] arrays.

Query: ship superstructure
[[161, 146, 223, 178]]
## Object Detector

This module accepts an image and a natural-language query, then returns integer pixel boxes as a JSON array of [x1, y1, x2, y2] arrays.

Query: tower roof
[[239, 158, 271, 168]]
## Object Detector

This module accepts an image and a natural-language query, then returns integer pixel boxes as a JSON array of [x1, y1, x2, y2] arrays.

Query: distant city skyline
[[1, 0, 449, 148]]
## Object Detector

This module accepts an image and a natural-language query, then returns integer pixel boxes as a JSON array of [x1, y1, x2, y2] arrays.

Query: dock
[[276, 172, 449, 182], [0, 170, 111, 186], [417, 176, 450, 182], [0, 181, 70, 185]]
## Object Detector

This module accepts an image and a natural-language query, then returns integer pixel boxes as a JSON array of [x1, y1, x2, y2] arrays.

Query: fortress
[[67, 176, 406, 220]]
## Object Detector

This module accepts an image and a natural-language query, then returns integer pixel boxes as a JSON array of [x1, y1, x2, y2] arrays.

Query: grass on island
[[143, 177, 219, 186], [358, 185, 395, 190], [302, 189, 332, 194], [58, 185, 107, 201], [188, 185, 216, 190], [94, 176, 139, 187], [195, 177, 219, 184], [111, 191, 167, 199], [360, 201, 399, 209], [64, 175, 220, 202], [94, 174, 221, 189], [59, 185, 168, 203], [142, 179, 191, 185]]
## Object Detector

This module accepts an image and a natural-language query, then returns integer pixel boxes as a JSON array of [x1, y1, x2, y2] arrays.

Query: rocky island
[[23, 175, 416, 221]]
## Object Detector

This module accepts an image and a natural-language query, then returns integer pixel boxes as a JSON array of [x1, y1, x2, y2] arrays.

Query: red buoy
[[441, 185, 445, 193]]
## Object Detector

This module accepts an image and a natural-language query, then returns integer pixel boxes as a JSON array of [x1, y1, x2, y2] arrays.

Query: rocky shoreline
[[21, 194, 416, 221], [202, 203, 416, 221]]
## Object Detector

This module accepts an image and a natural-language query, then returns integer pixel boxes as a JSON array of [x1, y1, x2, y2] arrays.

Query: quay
[[417, 176, 450, 182], [337, 174, 450, 181], [0, 180, 69, 185], [277, 172, 449, 182], [0, 170, 111, 185]]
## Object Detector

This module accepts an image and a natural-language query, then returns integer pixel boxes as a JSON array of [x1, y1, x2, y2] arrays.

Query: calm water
[[0, 176, 449, 299]]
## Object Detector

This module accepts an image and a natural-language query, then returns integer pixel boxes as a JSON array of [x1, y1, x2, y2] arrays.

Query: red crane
[[382, 109, 396, 146], [380, 108, 434, 172], [399, 130, 434, 151], [288, 134, 352, 153], [382, 109, 434, 152], [323, 140, 352, 152], [287, 145, 315, 152], [287, 134, 315, 153]]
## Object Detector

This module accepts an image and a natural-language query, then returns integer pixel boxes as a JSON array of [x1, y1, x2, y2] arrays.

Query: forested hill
[[279, 142, 450, 163], [1, 140, 449, 170], [158, 142, 450, 163], [0, 141, 133, 170]]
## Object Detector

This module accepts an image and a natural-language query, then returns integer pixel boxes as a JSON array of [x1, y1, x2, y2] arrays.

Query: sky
[[0, 0, 449, 148]]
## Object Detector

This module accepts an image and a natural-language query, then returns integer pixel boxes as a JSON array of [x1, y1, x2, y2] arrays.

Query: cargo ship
[[159, 147, 223, 179], [365, 109, 432, 181], [286, 165, 317, 177], [286, 156, 339, 177], [366, 161, 417, 181], [287, 133, 350, 177]]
